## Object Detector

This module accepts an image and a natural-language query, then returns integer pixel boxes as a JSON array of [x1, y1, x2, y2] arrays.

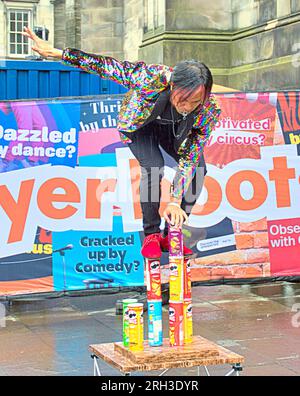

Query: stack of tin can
[[122, 224, 192, 351], [169, 224, 193, 346], [145, 258, 163, 346]]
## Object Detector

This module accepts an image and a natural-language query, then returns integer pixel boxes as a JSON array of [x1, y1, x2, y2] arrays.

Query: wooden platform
[[89, 336, 244, 374], [114, 337, 219, 363]]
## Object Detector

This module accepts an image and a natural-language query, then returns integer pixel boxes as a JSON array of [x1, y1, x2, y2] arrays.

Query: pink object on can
[[168, 224, 183, 257]]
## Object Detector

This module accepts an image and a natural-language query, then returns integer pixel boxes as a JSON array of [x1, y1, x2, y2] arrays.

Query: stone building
[[1, 0, 300, 90]]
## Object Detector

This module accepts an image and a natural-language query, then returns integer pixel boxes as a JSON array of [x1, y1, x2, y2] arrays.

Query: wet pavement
[[0, 281, 300, 376]]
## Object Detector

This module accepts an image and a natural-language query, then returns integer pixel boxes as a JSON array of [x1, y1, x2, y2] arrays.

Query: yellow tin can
[[183, 257, 192, 300], [183, 299, 193, 344], [128, 303, 144, 351], [169, 257, 184, 301]]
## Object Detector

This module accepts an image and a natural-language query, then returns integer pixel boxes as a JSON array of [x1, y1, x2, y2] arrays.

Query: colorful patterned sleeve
[[171, 96, 221, 200], [61, 47, 146, 89]]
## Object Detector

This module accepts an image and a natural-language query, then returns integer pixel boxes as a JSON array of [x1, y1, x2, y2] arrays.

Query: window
[[143, 0, 165, 34], [8, 9, 31, 56]]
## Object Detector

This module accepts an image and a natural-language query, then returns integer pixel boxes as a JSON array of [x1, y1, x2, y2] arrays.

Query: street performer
[[23, 26, 221, 259]]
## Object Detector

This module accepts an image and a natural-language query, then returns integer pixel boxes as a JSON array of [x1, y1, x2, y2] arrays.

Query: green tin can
[[122, 298, 138, 347]]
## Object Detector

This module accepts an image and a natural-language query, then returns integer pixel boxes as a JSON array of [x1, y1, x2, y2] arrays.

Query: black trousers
[[124, 123, 207, 236]]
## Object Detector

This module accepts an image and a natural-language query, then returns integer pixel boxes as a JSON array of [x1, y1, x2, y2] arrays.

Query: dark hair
[[170, 60, 213, 101]]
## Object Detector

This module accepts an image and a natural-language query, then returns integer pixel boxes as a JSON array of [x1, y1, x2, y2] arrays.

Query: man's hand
[[163, 203, 188, 228], [22, 26, 63, 59]]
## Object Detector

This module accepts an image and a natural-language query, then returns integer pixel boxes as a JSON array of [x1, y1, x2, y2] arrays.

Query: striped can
[[147, 300, 163, 346], [183, 257, 192, 300], [169, 301, 184, 346], [145, 258, 161, 300], [169, 257, 184, 301], [168, 224, 183, 257], [128, 303, 144, 351], [183, 299, 193, 344], [122, 298, 138, 347]]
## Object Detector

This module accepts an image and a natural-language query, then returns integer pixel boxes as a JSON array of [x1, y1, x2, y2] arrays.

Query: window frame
[[7, 6, 33, 58]]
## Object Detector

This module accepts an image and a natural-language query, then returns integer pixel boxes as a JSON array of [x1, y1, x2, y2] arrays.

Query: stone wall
[[80, 0, 123, 58], [232, 0, 300, 29], [65, 0, 81, 48], [165, 0, 232, 31], [52, 0, 124, 58], [229, 0, 300, 90], [140, 0, 300, 90], [53, 0, 66, 50], [37, 0, 55, 42], [139, 0, 232, 84], [123, 0, 144, 61]]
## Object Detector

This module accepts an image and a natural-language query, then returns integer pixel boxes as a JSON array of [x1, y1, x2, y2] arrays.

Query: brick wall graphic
[[190, 218, 271, 281]]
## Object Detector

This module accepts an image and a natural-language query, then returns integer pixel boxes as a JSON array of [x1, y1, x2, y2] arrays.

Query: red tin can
[[169, 301, 184, 346], [145, 258, 161, 300]]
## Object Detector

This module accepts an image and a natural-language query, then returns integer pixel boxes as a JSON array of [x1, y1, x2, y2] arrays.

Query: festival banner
[[0, 93, 299, 296], [0, 98, 80, 295]]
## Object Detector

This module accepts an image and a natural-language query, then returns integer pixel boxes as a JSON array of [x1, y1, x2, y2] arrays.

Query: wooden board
[[89, 336, 244, 374], [114, 336, 219, 364]]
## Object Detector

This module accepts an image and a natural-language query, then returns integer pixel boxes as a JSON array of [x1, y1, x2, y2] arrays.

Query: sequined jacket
[[61, 48, 221, 200]]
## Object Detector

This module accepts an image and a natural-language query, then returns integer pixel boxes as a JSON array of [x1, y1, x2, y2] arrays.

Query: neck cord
[[170, 105, 187, 139]]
